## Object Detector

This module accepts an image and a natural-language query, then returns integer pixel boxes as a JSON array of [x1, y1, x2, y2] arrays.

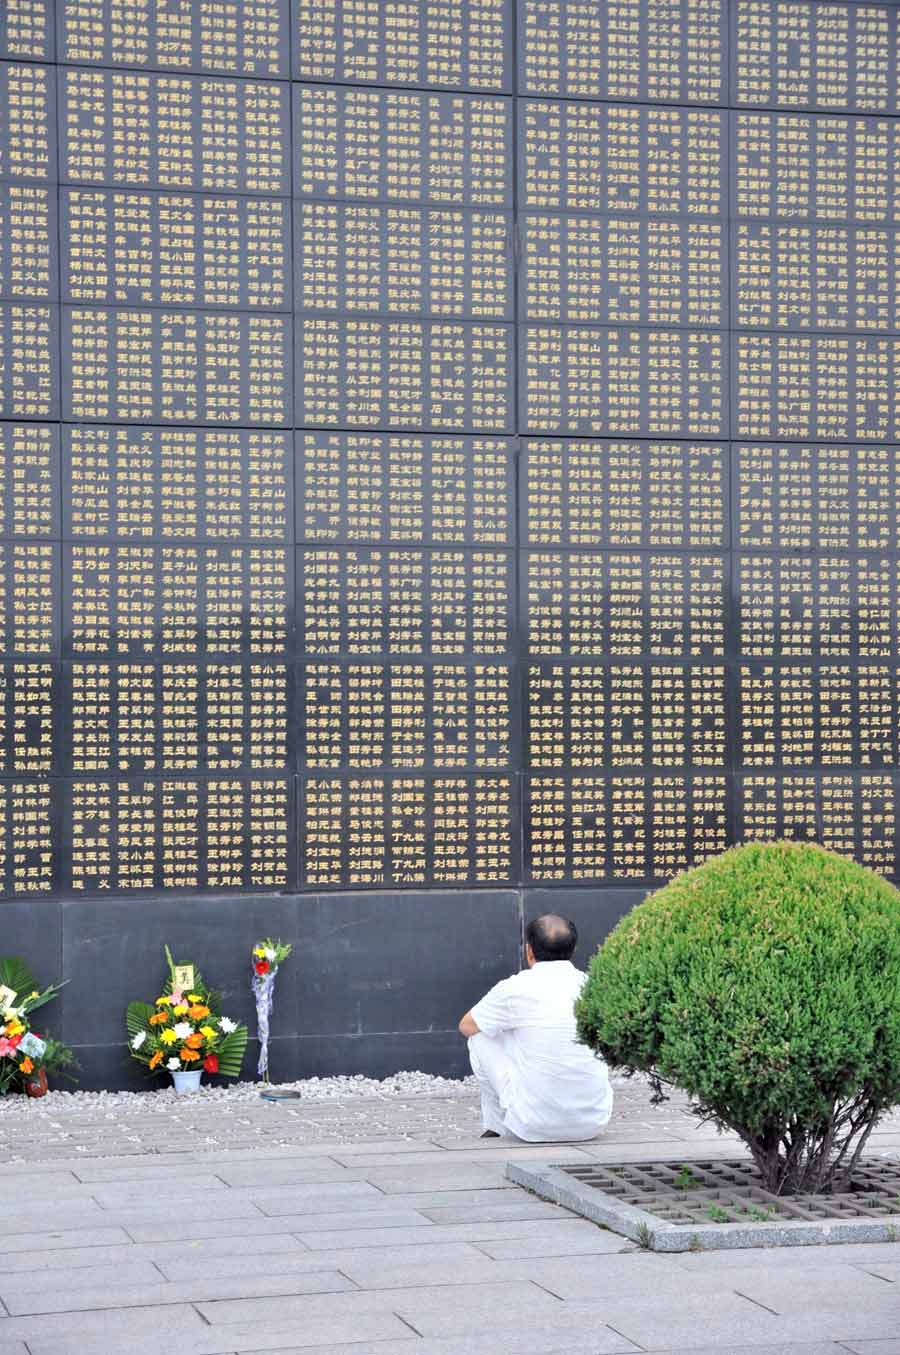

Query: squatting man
[[458, 914, 613, 1141]]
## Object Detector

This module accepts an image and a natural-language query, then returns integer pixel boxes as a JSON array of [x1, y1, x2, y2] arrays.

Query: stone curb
[[505, 1160, 900, 1252]]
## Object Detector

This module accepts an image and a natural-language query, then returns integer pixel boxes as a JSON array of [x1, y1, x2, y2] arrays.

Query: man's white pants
[[468, 1032, 517, 1136]]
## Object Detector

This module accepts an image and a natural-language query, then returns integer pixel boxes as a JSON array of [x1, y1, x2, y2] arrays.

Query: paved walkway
[[5, 1079, 900, 1355]]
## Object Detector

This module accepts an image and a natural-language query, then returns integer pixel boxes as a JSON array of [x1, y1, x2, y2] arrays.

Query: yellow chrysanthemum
[[253, 947, 265, 958], [200, 1025, 217, 1041], [160, 1028, 178, 1046], [5, 1019, 24, 1037], [172, 1003, 189, 1016], [155, 995, 171, 1006], [187, 993, 203, 1003]]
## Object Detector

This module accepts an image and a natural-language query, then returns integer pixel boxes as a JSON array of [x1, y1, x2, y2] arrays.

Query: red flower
[[203, 1054, 219, 1074], [8, 1034, 21, 1051], [254, 960, 270, 975]]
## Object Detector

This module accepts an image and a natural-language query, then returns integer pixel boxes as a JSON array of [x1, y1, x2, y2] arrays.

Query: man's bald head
[[525, 914, 578, 963]]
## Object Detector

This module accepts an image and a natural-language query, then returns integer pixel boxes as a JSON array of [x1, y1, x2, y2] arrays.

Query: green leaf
[[126, 1001, 156, 1043], [0, 955, 38, 1000], [216, 1026, 248, 1079], [25, 983, 66, 1014]]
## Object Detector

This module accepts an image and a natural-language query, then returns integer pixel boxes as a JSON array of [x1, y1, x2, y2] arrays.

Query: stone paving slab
[[154, 1240, 487, 1284], [851, 1260, 900, 1281], [294, 1219, 582, 1246], [4, 1225, 133, 1253], [2, 1232, 308, 1275], [203, 1338, 636, 1355], [648, 1347, 847, 1355], [408, 1198, 562, 1222], [474, 1226, 629, 1258], [1, 1259, 163, 1296], [0, 1303, 211, 1346], [550, 1292, 806, 1348], [123, 1207, 433, 1244], [13, 1309, 413, 1355], [293, 1217, 618, 1254], [195, 1279, 561, 1327], [1, 1270, 357, 1318], [707, 1263, 896, 1314]]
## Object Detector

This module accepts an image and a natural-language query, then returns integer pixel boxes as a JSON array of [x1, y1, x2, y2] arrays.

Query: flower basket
[[0, 956, 72, 1095], [127, 946, 248, 1084]]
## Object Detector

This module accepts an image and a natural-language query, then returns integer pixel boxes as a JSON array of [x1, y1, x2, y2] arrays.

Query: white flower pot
[[171, 1069, 202, 1094]]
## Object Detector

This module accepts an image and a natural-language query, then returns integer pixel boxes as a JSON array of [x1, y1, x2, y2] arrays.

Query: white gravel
[[0, 1069, 478, 1117]]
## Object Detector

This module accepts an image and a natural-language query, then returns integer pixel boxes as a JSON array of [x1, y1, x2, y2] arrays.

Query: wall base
[[3, 887, 646, 1091]]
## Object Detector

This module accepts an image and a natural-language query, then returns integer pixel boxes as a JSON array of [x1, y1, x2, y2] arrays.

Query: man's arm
[[460, 973, 516, 1039]]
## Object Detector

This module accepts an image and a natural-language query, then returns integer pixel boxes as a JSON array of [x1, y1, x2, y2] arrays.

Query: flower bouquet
[[0, 956, 71, 1097], [127, 947, 248, 1092], [251, 938, 292, 1083]]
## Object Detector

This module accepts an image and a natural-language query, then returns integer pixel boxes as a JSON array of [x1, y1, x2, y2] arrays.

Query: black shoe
[[480, 1130, 501, 1138]]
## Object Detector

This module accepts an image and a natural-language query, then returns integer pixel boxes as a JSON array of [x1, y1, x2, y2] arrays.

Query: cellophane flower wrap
[[127, 946, 248, 1079], [0, 956, 67, 1094], [251, 939, 292, 1081]]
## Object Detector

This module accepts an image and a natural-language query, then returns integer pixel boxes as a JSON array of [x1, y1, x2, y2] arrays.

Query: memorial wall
[[1, 0, 899, 910]]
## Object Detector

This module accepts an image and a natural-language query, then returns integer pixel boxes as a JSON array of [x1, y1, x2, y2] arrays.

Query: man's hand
[[458, 1011, 480, 1038]]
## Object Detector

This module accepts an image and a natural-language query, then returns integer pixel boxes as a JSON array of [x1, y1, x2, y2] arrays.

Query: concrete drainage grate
[[507, 1157, 900, 1252]]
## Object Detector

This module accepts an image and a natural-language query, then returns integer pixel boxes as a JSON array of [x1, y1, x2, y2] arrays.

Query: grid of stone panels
[[0, 0, 899, 895], [561, 1158, 900, 1224]]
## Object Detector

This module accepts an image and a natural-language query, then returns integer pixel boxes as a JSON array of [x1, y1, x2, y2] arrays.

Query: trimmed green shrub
[[576, 841, 900, 1195]]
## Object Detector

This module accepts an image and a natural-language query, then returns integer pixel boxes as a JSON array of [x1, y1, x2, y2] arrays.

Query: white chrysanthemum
[[131, 1030, 147, 1050], [166, 1057, 181, 1071], [219, 1016, 237, 1033], [172, 1021, 192, 1039], [264, 947, 276, 961]]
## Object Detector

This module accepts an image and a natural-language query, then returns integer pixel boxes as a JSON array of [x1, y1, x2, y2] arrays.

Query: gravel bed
[[0, 1070, 479, 1118]]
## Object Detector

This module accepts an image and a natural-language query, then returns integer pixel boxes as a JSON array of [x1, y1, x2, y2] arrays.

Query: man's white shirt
[[470, 960, 613, 1141]]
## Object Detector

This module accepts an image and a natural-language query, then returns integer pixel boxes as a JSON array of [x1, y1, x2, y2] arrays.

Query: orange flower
[[149, 1050, 163, 1070], [149, 1011, 169, 1026], [188, 1004, 210, 1020], [185, 1032, 204, 1050], [20, 1056, 33, 1074], [180, 1047, 200, 1063]]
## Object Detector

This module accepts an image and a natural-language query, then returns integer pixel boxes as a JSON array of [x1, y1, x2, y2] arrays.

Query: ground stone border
[[506, 1160, 900, 1251]]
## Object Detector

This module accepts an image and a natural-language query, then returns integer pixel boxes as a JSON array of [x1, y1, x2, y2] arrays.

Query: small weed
[[635, 1222, 653, 1249], [707, 1204, 730, 1223], [688, 1233, 703, 1252], [739, 1203, 774, 1222], [886, 1224, 900, 1242], [675, 1164, 698, 1190]]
